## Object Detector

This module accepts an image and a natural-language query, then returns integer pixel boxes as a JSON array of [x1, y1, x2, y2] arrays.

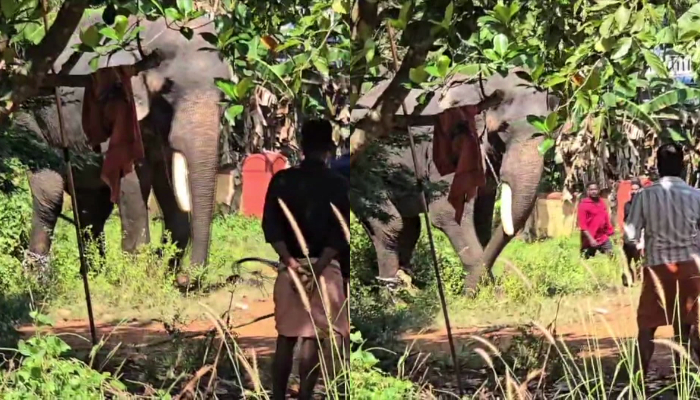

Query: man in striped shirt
[[624, 143, 700, 378]]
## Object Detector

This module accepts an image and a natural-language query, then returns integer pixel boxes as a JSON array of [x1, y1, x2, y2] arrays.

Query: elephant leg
[[118, 166, 152, 253], [429, 196, 485, 292], [366, 216, 402, 282], [27, 170, 64, 270], [75, 186, 114, 259], [358, 203, 405, 286], [397, 216, 421, 273], [151, 159, 190, 268], [473, 182, 497, 248]]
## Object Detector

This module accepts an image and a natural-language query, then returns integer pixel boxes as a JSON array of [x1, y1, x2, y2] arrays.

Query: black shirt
[[262, 158, 350, 259], [624, 194, 635, 222]]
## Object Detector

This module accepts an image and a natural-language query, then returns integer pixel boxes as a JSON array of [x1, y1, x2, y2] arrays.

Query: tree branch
[[350, 4, 450, 161], [350, 0, 380, 107], [40, 50, 164, 89], [4, 0, 89, 122]]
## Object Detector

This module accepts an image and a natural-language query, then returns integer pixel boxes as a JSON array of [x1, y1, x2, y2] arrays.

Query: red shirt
[[578, 197, 614, 248]]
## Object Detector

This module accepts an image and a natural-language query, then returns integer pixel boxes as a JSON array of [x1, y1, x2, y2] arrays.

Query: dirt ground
[[20, 294, 279, 355], [405, 291, 681, 395], [17, 286, 685, 397]]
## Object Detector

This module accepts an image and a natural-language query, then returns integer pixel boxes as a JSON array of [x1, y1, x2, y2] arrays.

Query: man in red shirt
[[578, 182, 614, 258]]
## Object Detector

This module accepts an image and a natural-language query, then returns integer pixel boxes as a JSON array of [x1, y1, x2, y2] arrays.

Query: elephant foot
[[376, 276, 404, 292], [376, 270, 417, 294], [175, 273, 194, 292], [463, 270, 494, 299]]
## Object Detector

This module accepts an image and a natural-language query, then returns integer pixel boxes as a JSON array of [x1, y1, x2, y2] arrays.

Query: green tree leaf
[[114, 15, 129, 38], [398, 1, 413, 29], [409, 66, 429, 83], [545, 112, 559, 132], [538, 137, 555, 155], [668, 128, 687, 143], [215, 79, 237, 99], [527, 115, 548, 132], [614, 5, 630, 31], [225, 105, 244, 123], [453, 64, 481, 76], [602, 92, 617, 107], [640, 89, 700, 114], [599, 15, 615, 37], [610, 37, 632, 59], [630, 11, 646, 33], [99, 26, 119, 41], [79, 26, 101, 48], [493, 34, 509, 57], [1, 0, 18, 19], [443, 1, 454, 27], [177, 0, 194, 15], [424, 65, 441, 77], [89, 56, 100, 72], [544, 75, 567, 88], [235, 78, 254, 98], [678, 3, 700, 39], [165, 7, 182, 21], [594, 37, 615, 53], [313, 56, 329, 77], [656, 26, 676, 44], [331, 0, 348, 14], [642, 49, 669, 78], [436, 55, 451, 77]]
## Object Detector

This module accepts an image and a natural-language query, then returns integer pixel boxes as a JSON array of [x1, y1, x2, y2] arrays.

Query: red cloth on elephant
[[82, 65, 144, 204], [432, 105, 485, 222]]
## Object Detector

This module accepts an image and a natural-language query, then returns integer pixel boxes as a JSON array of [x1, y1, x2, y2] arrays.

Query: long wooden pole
[[386, 24, 464, 396], [42, 0, 98, 347]]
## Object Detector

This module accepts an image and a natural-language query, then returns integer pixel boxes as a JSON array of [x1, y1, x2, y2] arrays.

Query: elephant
[[16, 13, 230, 283], [350, 70, 558, 292]]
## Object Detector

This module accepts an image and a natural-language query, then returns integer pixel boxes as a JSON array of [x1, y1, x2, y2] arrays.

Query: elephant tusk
[[172, 151, 192, 212], [501, 183, 515, 236]]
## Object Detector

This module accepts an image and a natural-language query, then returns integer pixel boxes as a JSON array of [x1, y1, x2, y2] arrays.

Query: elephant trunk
[[481, 136, 544, 275], [169, 90, 220, 267]]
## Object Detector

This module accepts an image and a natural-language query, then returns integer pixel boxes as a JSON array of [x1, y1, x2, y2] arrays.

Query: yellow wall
[[526, 195, 613, 239]]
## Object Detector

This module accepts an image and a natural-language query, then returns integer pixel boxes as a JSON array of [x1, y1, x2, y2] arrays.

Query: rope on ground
[[129, 313, 276, 350], [131, 256, 281, 349]]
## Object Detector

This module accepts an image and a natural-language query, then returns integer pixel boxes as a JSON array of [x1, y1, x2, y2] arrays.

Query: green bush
[[0, 314, 128, 399], [494, 235, 619, 302], [348, 332, 419, 400]]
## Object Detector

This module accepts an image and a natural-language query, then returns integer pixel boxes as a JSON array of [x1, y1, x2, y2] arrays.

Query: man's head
[[657, 142, 684, 178], [587, 182, 600, 200], [300, 119, 335, 162], [630, 178, 641, 196]]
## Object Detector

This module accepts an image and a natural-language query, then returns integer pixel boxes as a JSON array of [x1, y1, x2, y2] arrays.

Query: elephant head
[[137, 17, 230, 268], [459, 72, 558, 290], [67, 15, 228, 268]]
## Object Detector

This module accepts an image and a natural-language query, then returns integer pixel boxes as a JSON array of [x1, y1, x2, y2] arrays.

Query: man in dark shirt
[[262, 119, 350, 400], [331, 152, 351, 288], [622, 178, 643, 286]]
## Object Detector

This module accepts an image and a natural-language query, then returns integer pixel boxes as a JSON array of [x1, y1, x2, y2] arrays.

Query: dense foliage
[[352, 0, 700, 192]]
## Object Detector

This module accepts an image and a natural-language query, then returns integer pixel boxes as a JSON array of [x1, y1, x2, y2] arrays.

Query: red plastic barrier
[[240, 152, 288, 218]]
